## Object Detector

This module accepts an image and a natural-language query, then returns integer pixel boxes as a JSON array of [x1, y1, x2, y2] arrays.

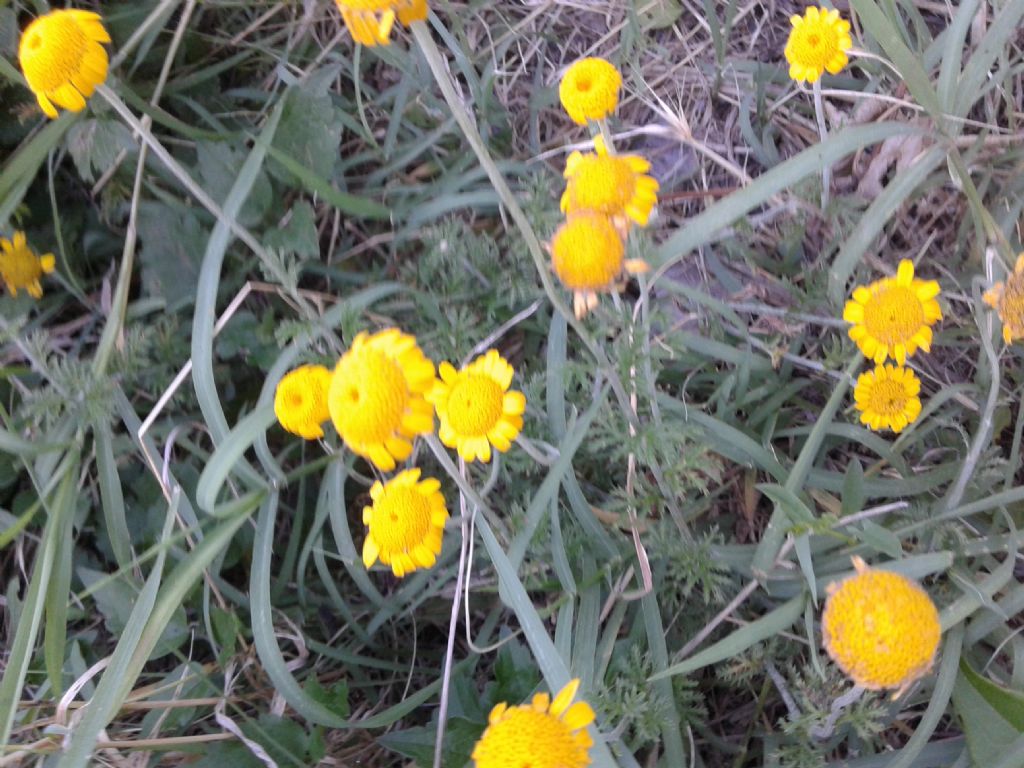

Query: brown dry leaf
[[855, 128, 927, 199]]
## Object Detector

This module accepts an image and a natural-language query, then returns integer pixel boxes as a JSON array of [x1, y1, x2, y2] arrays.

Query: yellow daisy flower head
[[561, 135, 660, 229], [18, 9, 111, 119], [362, 468, 448, 577], [843, 259, 942, 365], [853, 364, 922, 434], [983, 253, 1024, 344], [0, 232, 55, 299], [428, 350, 526, 464], [274, 365, 332, 440], [822, 556, 941, 696], [559, 57, 622, 126], [784, 5, 853, 84], [549, 212, 648, 318], [327, 328, 436, 471], [472, 678, 595, 768], [333, 0, 427, 47]]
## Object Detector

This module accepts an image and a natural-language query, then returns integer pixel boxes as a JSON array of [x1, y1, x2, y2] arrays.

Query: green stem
[[750, 353, 863, 579], [812, 79, 831, 210]]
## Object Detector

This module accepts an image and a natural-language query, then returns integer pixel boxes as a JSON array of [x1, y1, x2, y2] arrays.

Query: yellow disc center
[[863, 285, 924, 344], [337, 349, 409, 444], [796, 23, 837, 65], [572, 156, 636, 210], [21, 14, 89, 91], [369, 487, 432, 554], [866, 378, 908, 416], [0, 248, 43, 287], [447, 375, 504, 436], [475, 709, 583, 768]]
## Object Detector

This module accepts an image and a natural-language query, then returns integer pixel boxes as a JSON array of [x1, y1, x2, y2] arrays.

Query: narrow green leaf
[[852, 0, 944, 121], [263, 144, 390, 220], [0, 460, 76, 750], [195, 404, 275, 513], [650, 595, 805, 679], [44, 457, 79, 696], [95, 421, 133, 571], [55, 490, 180, 768], [653, 123, 921, 267]]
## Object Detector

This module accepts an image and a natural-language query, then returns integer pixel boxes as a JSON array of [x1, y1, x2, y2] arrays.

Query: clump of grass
[[2, 1, 1024, 767]]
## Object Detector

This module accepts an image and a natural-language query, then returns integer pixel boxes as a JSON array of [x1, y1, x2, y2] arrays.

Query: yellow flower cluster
[[472, 679, 595, 768], [272, 328, 526, 578], [784, 6, 853, 84], [18, 9, 110, 119], [332, 0, 427, 47], [552, 60, 658, 317], [822, 557, 941, 695], [843, 260, 941, 434], [983, 253, 1024, 344], [0, 232, 56, 299]]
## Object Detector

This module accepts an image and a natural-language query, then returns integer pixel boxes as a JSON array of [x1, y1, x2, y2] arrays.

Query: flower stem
[[812, 79, 831, 210]]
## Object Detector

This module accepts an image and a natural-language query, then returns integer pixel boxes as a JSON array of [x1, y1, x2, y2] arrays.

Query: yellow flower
[[784, 6, 852, 84], [561, 135, 659, 229], [274, 365, 332, 440], [428, 350, 525, 463], [362, 468, 447, 577], [983, 253, 1024, 344], [559, 57, 621, 126], [328, 329, 436, 471], [18, 10, 110, 119], [549, 213, 648, 318], [472, 679, 595, 768], [0, 232, 55, 299], [853, 364, 922, 434], [843, 259, 942, 365], [822, 556, 941, 696], [333, 0, 427, 46]]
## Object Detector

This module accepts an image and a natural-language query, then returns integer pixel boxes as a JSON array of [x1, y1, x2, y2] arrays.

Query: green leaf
[[195, 404, 275, 513], [66, 118, 135, 184], [197, 140, 273, 228], [954, 658, 1024, 765], [265, 201, 320, 260], [271, 88, 342, 185], [137, 202, 206, 306], [650, 595, 806, 679]]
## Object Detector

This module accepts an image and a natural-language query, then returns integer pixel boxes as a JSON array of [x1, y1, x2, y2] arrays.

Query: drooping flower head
[[0, 232, 55, 299], [472, 679, 595, 768], [274, 365, 332, 440], [983, 253, 1024, 344], [18, 10, 110, 119], [549, 212, 647, 318], [333, 0, 427, 47], [843, 260, 942, 365], [822, 556, 941, 696], [784, 6, 852, 84], [562, 135, 660, 230], [328, 328, 436, 471], [362, 468, 448, 577], [559, 57, 621, 126], [853, 364, 922, 434], [428, 350, 525, 463]]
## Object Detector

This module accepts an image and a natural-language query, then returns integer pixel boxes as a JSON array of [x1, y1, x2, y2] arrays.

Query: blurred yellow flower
[[562, 135, 659, 229], [274, 365, 332, 440], [559, 57, 621, 125], [428, 350, 525, 463], [362, 468, 447, 577], [18, 9, 110, 119], [853, 364, 921, 433], [0, 232, 55, 299], [328, 329, 436, 471], [822, 556, 940, 695], [333, 0, 427, 47], [550, 212, 647, 317], [983, 253, 1024, 344], [843, 260, 941, 365], [472, 679, 595, 768], [784, 5, 852, 84]]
